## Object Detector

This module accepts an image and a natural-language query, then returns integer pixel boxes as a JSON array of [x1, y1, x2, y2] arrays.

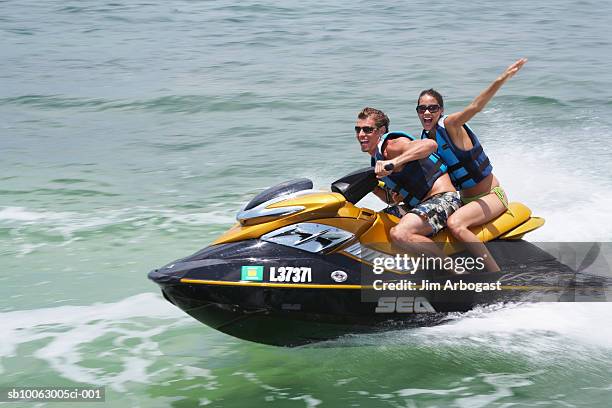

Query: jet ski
[[148, 167, 575, 346]]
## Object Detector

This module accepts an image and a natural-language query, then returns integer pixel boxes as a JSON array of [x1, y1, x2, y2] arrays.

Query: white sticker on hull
[[269, 266, 312, 283], [330, 270, 348, 283]]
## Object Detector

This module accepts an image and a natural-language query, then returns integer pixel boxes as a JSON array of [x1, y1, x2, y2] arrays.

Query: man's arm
[[445, 58, 527, 130], [375, 137, 437, 178]]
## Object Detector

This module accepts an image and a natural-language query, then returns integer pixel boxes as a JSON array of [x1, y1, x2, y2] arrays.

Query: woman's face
[[416, 94, 443, 132]]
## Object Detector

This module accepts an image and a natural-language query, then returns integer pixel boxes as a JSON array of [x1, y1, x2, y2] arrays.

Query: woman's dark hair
[[417, 89, 444, 108]]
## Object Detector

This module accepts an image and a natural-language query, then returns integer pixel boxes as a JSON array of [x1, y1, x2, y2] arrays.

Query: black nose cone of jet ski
[[148, 267, 184, 284]]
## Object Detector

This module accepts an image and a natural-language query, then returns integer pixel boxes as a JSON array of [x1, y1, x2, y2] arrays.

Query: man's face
[[355, 117, 384, 155]]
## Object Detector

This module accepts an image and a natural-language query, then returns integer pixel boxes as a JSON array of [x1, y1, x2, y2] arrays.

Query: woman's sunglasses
[[416, 104, 441, 114]]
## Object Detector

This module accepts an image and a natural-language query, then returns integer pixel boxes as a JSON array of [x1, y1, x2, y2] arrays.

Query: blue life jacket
[[421, 117, 492, 190], [371, 131, 447, 209]]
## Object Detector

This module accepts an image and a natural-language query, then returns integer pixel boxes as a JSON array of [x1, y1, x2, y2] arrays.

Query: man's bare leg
[[389, 213, 455, 273]]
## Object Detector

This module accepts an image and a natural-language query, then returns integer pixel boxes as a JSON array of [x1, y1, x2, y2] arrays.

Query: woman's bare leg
[[446, 193, 507, 272]]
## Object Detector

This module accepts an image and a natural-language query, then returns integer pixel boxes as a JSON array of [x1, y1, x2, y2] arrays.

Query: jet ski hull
[[149, 239, 572, 346], [148, 172, 562, 346]]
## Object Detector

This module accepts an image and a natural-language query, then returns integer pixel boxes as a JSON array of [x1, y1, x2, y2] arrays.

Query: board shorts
[[408, 191, 462, 236], [383, 191, 462, 236]]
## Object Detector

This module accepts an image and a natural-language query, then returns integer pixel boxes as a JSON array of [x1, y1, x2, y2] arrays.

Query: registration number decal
[[269, 267, 312, 283]]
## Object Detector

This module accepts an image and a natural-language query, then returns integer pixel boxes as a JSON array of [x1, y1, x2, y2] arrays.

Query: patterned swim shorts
[[408, 191, 462, 236]]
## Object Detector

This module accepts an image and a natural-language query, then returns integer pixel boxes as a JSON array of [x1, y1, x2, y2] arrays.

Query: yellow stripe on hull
[[180, 278, 362, 290], [180, 278, 568, 292]]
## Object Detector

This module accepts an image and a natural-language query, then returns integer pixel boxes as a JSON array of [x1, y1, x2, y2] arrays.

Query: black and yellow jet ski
[[148, 167, 564, 346]]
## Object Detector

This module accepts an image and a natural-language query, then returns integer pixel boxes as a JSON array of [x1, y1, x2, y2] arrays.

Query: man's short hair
[[357, 107, 389, 133]]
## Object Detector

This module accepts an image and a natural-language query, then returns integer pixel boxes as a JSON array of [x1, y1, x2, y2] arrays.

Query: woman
[[416, 58, 527, 272]]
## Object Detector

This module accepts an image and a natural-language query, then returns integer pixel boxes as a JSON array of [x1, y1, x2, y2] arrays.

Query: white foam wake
[[426, 302, 612, 351], [0, 292, 194, 391], [491, 144, 612, 242], [0, 206, 235, 234]]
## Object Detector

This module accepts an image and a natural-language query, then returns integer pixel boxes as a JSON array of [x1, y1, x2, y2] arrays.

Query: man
[[355, 107, 461, 253]]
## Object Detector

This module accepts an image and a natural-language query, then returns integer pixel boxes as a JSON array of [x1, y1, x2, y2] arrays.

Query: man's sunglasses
[[416, 104, 441, 114], [354, 126, 377, 134]]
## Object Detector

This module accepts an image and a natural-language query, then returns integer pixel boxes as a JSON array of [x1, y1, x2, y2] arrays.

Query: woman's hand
[[499, 58, 528, 82], [445, 57, 528, 129]]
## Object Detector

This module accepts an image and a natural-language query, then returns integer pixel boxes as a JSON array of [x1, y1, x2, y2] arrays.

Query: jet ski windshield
[[244, 178, 314, 210]]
